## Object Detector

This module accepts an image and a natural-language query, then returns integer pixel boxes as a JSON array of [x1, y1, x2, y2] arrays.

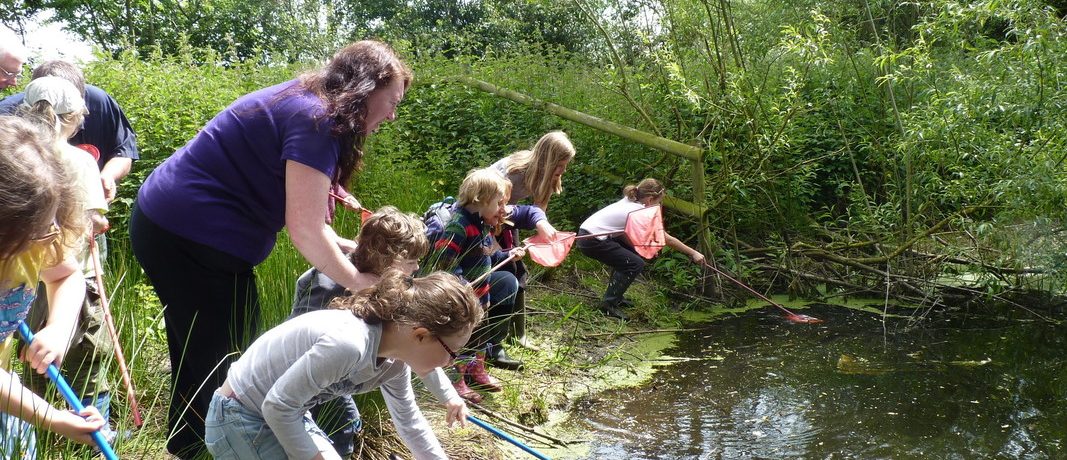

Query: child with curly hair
[[206, 270, 482, 460]]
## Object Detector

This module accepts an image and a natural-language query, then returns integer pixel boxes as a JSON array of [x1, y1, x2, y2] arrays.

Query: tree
[[1, 0, 600, 62]]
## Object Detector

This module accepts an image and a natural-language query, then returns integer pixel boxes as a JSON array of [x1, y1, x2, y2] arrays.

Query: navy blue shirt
[[0, 84, 139, 170]]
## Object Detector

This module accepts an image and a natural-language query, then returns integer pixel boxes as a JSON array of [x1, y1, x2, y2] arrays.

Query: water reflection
[[565, 304, 1067, 459]]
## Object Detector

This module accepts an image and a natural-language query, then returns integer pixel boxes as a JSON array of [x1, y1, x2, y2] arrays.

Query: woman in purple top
[[129, 40, 411, 459]]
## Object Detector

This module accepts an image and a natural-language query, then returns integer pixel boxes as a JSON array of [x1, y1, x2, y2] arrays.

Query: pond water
[[558, 303, 1067, 459]]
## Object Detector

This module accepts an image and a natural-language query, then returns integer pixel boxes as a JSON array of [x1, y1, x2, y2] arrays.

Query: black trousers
[[130, 203, 260, 459], [576, 230, 646, 278], [576, 229, 646, 305], [469, 270, 519, 350]]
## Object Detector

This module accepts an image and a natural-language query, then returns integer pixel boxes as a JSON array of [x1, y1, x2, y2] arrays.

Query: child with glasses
[[0, 115, 106, 457], [289, 206, 468, 457], [206, 270, 482, 460]]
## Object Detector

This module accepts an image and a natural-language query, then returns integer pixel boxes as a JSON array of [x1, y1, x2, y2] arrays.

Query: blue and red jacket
[[426, 206, 495, 304]]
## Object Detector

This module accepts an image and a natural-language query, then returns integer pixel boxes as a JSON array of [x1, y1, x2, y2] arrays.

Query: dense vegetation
[[43, 0, 1064, 311], [3, 0, 1066, 456]]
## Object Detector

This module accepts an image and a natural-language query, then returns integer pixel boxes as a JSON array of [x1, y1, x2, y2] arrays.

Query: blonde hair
[[351, 206, 428, 274], [623, 178, 665, 202], [331, 269, 483, 338], [504, 131, 575, 207], [457, 168, 509, 208], [21, 101, 86, 139], [0, 116, 86, 266]]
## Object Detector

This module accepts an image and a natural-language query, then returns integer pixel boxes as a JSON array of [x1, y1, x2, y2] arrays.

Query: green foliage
[[340, 0, 598, 58], [9, 0, 343, 62], [58, 0, 1067, 301], [10, 2, 1067, 456], [4, 0, 597, 63]]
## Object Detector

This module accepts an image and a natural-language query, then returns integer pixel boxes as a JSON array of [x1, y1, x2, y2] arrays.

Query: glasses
[[0, 64, 23, 79], [31, 223, 59, 244], [435, 336, 459, 363]]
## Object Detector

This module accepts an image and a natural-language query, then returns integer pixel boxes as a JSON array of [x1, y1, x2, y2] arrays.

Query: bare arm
[[0, 368, 105, 445], [534, 219, 558, 241], [418, 368, 468, 427], [285, 161, 378, 292], [665, 233, 705, 264], [323, 223, 358, 254], [23, 257, 85, 372], [100, 157, 133, 202]]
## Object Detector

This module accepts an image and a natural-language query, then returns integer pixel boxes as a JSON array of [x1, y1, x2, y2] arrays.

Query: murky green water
[[561, 304, 1067, 459]]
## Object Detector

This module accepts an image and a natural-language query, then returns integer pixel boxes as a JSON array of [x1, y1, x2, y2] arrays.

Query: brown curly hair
[[331, 269, 483, 339], [351, 206, 428, 274]]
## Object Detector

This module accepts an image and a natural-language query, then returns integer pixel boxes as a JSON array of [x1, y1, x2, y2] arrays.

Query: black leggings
[[130, 203, 260, 459]]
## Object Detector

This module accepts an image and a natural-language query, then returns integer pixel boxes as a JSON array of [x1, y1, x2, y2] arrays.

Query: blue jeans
[[0, 375, 35, 460], [83, 391, 110, 423], [204, 391, 333, 459]]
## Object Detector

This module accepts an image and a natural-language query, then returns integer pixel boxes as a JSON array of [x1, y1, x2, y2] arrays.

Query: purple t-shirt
[[138, 80, 339, 264]]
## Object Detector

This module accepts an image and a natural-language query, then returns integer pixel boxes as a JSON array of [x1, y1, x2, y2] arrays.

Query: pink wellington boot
[[452, 370, 484, 403], [464, 352, 503, 392]]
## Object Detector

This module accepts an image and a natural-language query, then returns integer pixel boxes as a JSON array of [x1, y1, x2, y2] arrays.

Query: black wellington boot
[[485, 341, 524, 370], [508, 288, 540, 350], [600, 270, 635, 320]]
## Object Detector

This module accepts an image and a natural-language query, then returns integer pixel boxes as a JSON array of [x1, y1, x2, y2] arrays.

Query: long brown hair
[[331, 269, 483, 338], [300, 40, 412, 188], [0, 116, 85, 267]]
